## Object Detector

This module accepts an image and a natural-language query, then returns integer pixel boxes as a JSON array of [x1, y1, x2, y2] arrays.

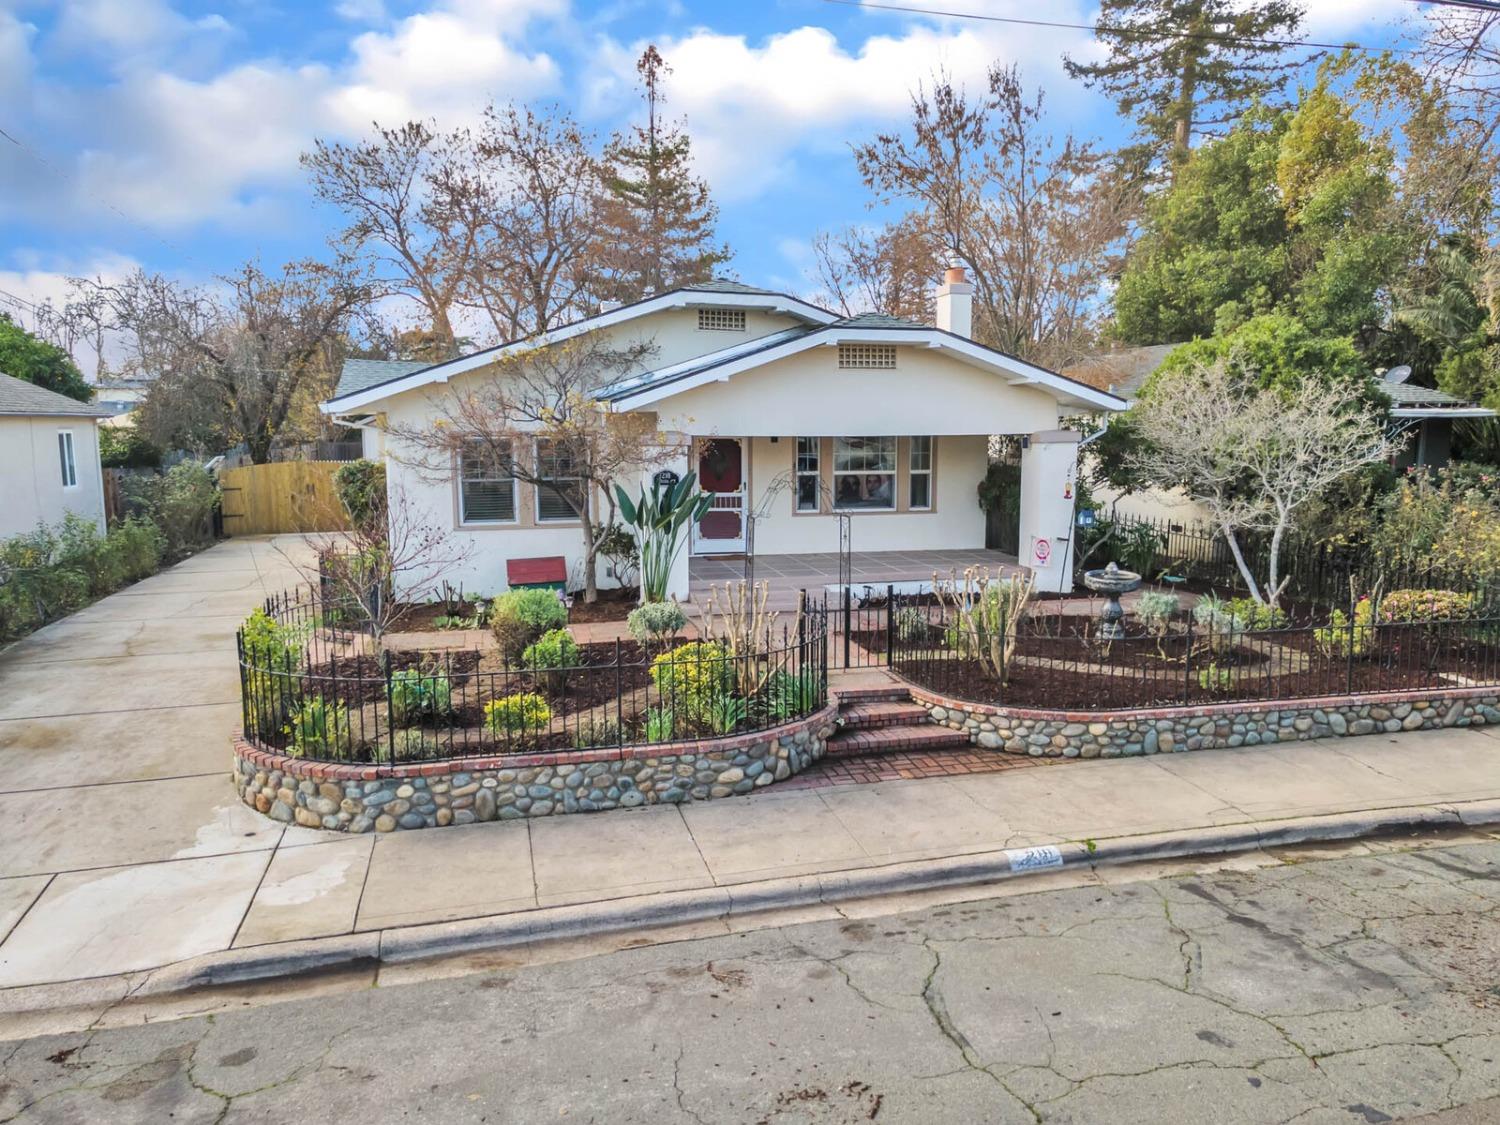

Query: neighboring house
[[1065, 345, 1498, 525], [0, 371, 111, 538], [323, 274, 1125, 599], [92, 375, 154, 421]]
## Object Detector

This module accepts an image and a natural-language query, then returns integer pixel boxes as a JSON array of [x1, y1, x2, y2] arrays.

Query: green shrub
[[334, 460, 386, 527], [572, 717, 623, 749], [99, 426, 163, 469], [1380, 589, 1475, 623], [393, 729, 439, 761], [643, 706, 676, 743], [285, 695, 353, 759], [1224, 596, 1287, 631], [124, 462, 218, 556], [1134, 589, 1178, 636], [389, 666, 452, 726], [240, 608, 309, 735], [650, 641, 735, 730], [484, 692, 552, 737], [627, 601, 687, 648], [758, 669, 822, 721], [522, 628, 579, 670], [1315, 599, 1376, 658], [1197, 663, 1233, 694], [490, 587, 567, 659], [701, 693, 748, 736]]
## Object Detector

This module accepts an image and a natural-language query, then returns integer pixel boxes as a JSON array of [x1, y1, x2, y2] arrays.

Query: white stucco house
[[322, 272, 1125, 601], [0, 371, 110, 539]]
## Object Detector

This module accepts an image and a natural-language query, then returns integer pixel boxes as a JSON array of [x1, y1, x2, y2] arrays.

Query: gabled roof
[[335, 358, 429, 400], [1062, 344, 1181, 401], [323, 281, 837, 414], [599, 322, 1128, 413], [0, 371, 109, 418]]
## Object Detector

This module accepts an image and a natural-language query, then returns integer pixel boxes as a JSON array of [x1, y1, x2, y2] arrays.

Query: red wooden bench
[[506, 556, 568, 591]]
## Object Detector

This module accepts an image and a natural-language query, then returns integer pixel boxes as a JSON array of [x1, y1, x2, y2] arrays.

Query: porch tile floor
[[690, 548, 1020, 609]]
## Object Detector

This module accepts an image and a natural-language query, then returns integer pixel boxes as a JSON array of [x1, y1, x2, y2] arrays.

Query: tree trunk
[[579, 513, 599, 604], [1220, 524, 1263, 603], [1266, 513, 1290, 609], [247, 432, 274, 465]]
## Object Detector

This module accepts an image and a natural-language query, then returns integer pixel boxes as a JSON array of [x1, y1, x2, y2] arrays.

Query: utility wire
[[818, 0, 1425, 54]]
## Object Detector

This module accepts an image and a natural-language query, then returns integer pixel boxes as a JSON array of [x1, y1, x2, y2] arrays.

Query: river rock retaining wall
[[234, 704, 838, 833], [907, 685, 1500, 759]]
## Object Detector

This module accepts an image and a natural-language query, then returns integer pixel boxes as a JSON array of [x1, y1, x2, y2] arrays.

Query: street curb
[[3, 799, 1496, 1018]]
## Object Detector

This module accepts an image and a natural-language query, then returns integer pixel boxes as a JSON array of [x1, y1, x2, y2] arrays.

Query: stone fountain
[[1082, 561, 1142, 641]]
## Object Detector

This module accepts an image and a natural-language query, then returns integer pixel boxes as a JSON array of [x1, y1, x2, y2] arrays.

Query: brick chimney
[[934, 264, 973, 338]]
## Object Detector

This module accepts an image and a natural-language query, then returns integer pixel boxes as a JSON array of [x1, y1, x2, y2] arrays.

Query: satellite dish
[[1383, 365, 1413, 384]]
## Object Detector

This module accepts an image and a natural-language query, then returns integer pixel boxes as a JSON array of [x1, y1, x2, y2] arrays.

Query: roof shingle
[[0, 371, 110, 417]]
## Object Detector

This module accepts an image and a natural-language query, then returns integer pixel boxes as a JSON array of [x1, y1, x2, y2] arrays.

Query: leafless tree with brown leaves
[[90, 260, 370, 463], [1418, 5, 1500, 146], [390, 334, 678, 603], [854, 65, 1141, 367], [303, 122, 476, 356], [808, 219, 939, 322]]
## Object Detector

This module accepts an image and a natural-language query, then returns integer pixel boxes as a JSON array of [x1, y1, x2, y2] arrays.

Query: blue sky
[[1, 0, 1416, 370]]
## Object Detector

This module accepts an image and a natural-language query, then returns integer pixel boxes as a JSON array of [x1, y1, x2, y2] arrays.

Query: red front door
[[694, 439, 746, 551]]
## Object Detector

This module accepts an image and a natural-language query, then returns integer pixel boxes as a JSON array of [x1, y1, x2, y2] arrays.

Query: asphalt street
[[2, 837, 1498, 1124]]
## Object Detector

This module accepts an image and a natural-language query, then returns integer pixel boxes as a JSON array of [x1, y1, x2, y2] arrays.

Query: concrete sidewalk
[[2, 537, 1499, 1000]]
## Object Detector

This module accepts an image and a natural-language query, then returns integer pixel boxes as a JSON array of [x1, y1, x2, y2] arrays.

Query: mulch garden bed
[[566, 587, 636, 623]]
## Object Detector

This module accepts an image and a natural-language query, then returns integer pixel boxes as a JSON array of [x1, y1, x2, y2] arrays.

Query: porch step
[[824, 724, 973, 758], [839, 701, 932, 730], [830, 683, 912, 704]]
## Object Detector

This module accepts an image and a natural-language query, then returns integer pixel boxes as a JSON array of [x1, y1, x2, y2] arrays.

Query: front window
[[58, 431, 77, 488], [833, 437, 896, 511], [459, 439, 515, 523], [535, 440, 584, 522], [909, 436, 933, 510], [795, 437, 820, 512]]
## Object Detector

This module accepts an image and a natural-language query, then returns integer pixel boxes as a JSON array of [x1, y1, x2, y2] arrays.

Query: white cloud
[[1300, 0, 1411, 43], [53, 0, 232, 62], [590, 7, 1096, 201]]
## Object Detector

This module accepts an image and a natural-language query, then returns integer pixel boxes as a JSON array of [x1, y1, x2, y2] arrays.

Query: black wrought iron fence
[[237, 585, 829, 765], [884, 589, 1500, 712]]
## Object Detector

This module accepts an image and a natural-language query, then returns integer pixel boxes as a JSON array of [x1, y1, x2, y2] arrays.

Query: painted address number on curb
[[1006, 845, 1065, 872]]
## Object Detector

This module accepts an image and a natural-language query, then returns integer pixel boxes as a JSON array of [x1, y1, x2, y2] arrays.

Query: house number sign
[[653, 470, 681, 491]]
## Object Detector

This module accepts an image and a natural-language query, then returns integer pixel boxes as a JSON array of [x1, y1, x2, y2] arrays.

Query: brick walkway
[[780, 746, 1058, 789]]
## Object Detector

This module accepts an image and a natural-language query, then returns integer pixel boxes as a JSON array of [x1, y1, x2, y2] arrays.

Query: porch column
[[641, 435, 692, 603], [1018, 429, 1081, 594]]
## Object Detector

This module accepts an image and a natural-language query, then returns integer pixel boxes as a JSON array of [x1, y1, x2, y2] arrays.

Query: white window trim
[[58, 430, 78, 489], [458, 439, 517, 525], [832, 436, 897, 512], [794, 436, 820, 513], [534, 439, 585, 524], [909, 436, 933, 511]]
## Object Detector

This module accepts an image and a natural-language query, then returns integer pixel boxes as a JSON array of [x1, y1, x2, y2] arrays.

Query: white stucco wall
[[649, 346, 1064, 437], [0, 416, 106, 538], [741, 434, 988, 555]]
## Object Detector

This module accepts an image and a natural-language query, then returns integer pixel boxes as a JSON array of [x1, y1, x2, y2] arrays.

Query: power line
[[818, 0, 1426, 54]]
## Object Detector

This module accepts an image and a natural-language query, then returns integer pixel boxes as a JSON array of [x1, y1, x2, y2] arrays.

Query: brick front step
[[840, 701, 932, 730], [824, 724, 972, 757], [830, 684, 912, 704]]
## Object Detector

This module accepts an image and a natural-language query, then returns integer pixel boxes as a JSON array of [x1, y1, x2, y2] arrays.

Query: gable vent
[[697, 307, 746, 331], [839, 343, 897, 369]]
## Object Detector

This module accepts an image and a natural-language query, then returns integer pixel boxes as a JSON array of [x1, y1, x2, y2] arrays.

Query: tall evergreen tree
[[594, 46, 729, 303], [1064, 0, 1305, 169]]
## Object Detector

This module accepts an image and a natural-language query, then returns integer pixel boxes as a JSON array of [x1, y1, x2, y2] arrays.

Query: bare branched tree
[[300, 484, 473, 643], [809, 219, 939, 321], [92, 260, 370, 462], [390, 336, 677, 603], [431, 105, 603, 342], [1418, 5, 1500, 144], [303, 122, 476, 355], [1128, 359, 1402, 606], [855, 65, 1141, 367]]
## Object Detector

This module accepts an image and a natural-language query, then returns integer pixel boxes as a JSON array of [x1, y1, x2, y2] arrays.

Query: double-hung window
[[795, 437, 820, 512], [832, 437, 896, 511], [57, 431, 77, 488], [535, 440, 584, 522], [909, 436, 933, 510], [459, 439, 515, 523]]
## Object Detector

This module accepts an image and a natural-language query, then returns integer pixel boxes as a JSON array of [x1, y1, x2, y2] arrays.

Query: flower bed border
[[234, 703, 839, 832], [904, 681, 1500, 759]]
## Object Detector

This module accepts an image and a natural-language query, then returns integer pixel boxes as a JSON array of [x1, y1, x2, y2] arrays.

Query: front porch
[[689, 548, 1022, 610]]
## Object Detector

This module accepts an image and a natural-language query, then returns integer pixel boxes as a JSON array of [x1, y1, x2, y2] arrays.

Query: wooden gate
[[219, 461, 351, 536]]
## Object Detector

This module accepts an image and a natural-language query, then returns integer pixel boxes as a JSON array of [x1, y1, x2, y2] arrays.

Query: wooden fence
[[219, 461, 351, 536]]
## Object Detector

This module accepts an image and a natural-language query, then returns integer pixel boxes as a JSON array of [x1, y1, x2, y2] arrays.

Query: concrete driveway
[[0, 536, 315, 984]]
